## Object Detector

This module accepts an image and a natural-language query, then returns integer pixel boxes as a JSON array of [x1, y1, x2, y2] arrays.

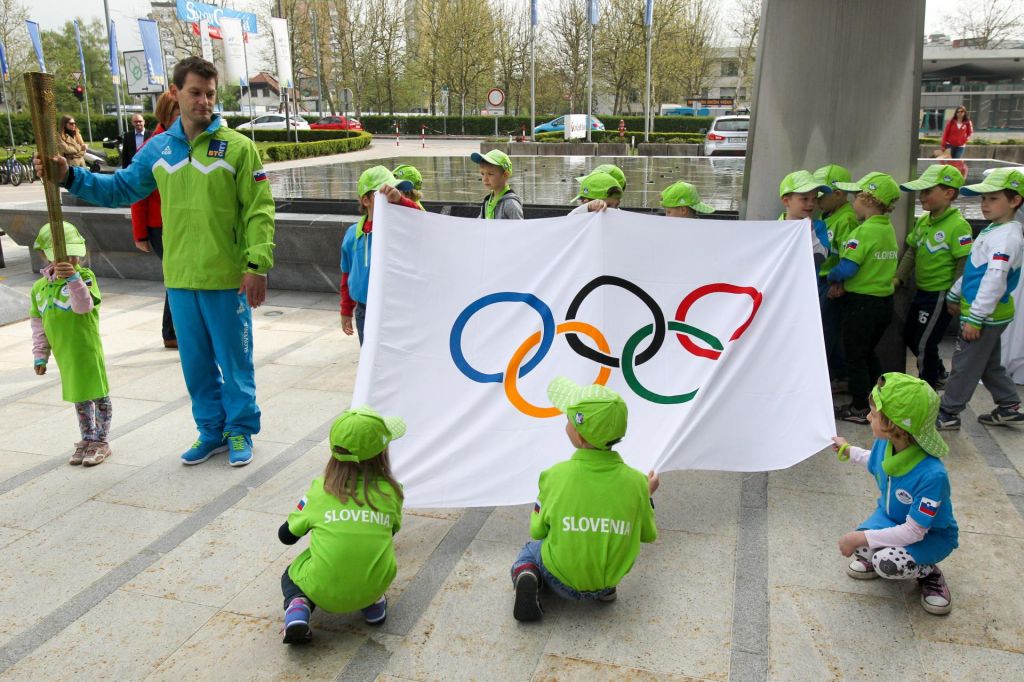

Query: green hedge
[[248, 129, 364, 143], [264, 131, 373, 161], [535, 130, 705, 143]]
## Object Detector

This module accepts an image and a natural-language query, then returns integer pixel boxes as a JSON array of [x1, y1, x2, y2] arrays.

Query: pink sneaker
[[918, 567, 952, 615], [846, 556, 878, 579]]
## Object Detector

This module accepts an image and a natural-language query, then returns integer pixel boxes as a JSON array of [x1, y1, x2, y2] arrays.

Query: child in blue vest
[[277, 406, 406, 643], [832, 373, 957, 615]]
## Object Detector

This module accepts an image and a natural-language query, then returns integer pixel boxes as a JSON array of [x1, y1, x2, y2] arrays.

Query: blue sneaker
[[283, 597, 312, 644], [180, 436, 228, 465], [361, 595, 387, 625], [225, 432, 253, 467]]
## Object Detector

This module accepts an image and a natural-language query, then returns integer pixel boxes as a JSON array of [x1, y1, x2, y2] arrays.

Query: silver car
[[703, 115, 749, 156]]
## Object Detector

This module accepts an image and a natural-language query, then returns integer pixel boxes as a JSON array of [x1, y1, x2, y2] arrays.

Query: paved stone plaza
[[1, 224, 1024, 680]]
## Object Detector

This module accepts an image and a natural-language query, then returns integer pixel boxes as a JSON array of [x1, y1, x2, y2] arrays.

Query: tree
[[0, 0, 30, 114], [411, 0, 445, 114], [546, 0, 588, 114], [730, 0, 760, 105], [491, 0, 530, 115], [650, 0, 718, 110], [943, 0, 1024, 48], [436, 0, 495, 127], [595, 0, 646, 115]]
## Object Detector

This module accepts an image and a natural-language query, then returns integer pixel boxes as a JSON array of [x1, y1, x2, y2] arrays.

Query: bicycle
[[1, 147, 24, 187]]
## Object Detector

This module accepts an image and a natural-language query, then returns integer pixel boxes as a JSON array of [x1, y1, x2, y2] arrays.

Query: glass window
[[722, 61, 739, 77], [714, 118, 749, 132]]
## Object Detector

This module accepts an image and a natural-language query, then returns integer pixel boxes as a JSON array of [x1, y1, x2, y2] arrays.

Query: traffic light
[[72, 85, 84, 102]]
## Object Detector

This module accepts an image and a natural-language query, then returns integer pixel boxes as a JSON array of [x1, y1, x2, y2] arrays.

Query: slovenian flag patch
[[959, 235, 972, 246], [296, 496, 307, 511], [253, 169, 268, 182], [533, 501, 541, 514], [993, 252, 1010, 262], [846, 239, 859, 251], [918, 497, 940, 517]]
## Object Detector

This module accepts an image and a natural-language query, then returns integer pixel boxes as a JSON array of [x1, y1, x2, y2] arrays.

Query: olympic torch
[[25, 72, 67, 262]]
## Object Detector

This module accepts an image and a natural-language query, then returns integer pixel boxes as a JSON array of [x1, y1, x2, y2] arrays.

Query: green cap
[[779, 170, 831, 197], [870, 373, 947, 458], [547, 377, 628, 450], [660, 181, 714, 214], [960, 167, 1024, 197], [33, 221, 87, 261], [358, 165, 413, 197], [574, 171, 622, 201], [470, 149, 513, 173], [835, 171, 901, 206], [392, 164, 423, 190], [329, 406, 407, 463], [900, 164, 965, 192], [591, 164, 627, 191], [813, 164, 852, 189]]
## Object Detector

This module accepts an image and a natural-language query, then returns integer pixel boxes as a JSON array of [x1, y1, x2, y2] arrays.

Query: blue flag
[[0, 40, 9, 82], [645, 0, 654, 27], [138, 19, 166, 86], [108, 20, 120, 85], [26, 20, 45, 71], [531, 0, 539, 26], [588, 0, 599, 25], [73, 20, 87, 76]]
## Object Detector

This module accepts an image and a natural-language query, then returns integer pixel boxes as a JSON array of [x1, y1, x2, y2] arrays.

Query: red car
[[310, 116, 363, 131]]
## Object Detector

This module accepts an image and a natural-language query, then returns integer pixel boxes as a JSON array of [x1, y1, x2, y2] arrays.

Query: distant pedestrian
[[57, 115, 88, 168], [941, 105, 973, 159], [120, 113, 151, 168]]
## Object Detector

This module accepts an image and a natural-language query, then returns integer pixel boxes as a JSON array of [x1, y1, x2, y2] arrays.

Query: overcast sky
[[27, 0, 958, 56]]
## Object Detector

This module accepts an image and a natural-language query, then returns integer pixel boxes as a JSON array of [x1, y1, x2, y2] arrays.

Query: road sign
[[70, 71, 82, 82], [487, 87, 505, 108], [124, 50, 165, 95]]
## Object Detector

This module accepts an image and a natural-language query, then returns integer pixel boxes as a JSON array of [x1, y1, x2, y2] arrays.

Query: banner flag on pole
[[219, 17, 247, 87], [138, 19, 166, 85], [270, 17, 294, 89], [73, 20, 87, 76], [644, 0, 654, 26], [0, 39, 10, 82], [587, 0, 600, 25], [26, 20, 45, 72], [353, 203, 834, 508], [199, 19, 214, 62], [108, 20, 121, 85], [531, 0, 539, 26]]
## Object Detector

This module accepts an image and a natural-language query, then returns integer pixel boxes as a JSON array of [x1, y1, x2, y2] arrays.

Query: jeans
[[281, 568, 314, 610], [354, 301, 366, 345], [949, 146, 965, 159], [510, 540, 615, 601], [146, 228, 176, 341], [819, 277, 846, 379], [840, 293, 894, 409]]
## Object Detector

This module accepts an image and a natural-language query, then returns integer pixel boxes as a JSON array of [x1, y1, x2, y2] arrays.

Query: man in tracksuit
[[37, 57, 275, 467]]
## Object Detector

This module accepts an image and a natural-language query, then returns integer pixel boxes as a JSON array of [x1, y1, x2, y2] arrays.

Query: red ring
[[674, 283, 762, 360]]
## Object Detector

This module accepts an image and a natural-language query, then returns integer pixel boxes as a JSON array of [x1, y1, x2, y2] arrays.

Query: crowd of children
[[27, 151, 1023, 643]]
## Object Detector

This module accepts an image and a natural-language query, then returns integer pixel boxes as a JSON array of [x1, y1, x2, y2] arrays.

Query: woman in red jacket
[[131, 92, 179, 348], [941, 105, 973, 159]]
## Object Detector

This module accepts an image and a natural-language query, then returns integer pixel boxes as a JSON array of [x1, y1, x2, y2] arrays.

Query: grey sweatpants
[[940, 324, 1019, 416]]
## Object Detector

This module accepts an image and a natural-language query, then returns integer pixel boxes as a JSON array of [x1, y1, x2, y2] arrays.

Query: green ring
[[621, 321, 722, 404]]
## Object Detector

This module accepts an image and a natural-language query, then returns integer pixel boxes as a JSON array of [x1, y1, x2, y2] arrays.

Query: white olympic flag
[[270, 18, 294, 89], [353, 202, 834, 508], [219, 16, 247, 87]]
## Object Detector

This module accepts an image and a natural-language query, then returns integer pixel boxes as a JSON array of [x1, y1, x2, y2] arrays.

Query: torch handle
[[24, 72, 67, 262]]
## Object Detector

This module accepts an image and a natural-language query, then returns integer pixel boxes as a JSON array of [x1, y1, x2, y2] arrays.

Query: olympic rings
[[448, 278, 763, 417], [675, 283, 762, 360], [450, 292, 555, 383], [564, 276, 666, 368], [505, 321, 612, 418]]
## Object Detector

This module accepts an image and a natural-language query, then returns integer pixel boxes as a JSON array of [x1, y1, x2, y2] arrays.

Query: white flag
[[219, 16, 247, 87], [353, 203, 834, 508], [199, 19, 214, 64], [270, 17, 293, 89]]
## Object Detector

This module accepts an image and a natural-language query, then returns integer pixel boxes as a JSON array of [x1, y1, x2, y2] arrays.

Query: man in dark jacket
[[120, 114, 150, 168]]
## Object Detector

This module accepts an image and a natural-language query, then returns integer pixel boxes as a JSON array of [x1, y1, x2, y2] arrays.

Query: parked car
[[533, 115, 606, 135], [703, 115, 749, 156], [234, 114, 311, 131], [310, 115, 363, 131]]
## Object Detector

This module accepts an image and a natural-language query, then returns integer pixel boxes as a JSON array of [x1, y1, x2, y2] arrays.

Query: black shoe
[[835, 404, 869, 425], [936, 412, 961, 431], [978, 404, 1024, 427], [513, 569, 543, 622]]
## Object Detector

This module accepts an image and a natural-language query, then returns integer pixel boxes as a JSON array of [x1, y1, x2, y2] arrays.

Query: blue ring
[[450, 293, 556, 384]]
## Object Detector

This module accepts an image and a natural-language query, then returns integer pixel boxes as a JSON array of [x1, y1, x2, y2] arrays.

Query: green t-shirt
[[287, 476, 403, 613], [906, 207, 973, 292], [530, 448, 657, 592], [485, 185, 511, 219], [818, 202, 860, 277], [841, 215, 899, 297], [29, 267, 108, 403]]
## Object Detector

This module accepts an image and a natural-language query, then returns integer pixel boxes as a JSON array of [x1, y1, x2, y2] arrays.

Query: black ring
[[564, 275, 667, 367]]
